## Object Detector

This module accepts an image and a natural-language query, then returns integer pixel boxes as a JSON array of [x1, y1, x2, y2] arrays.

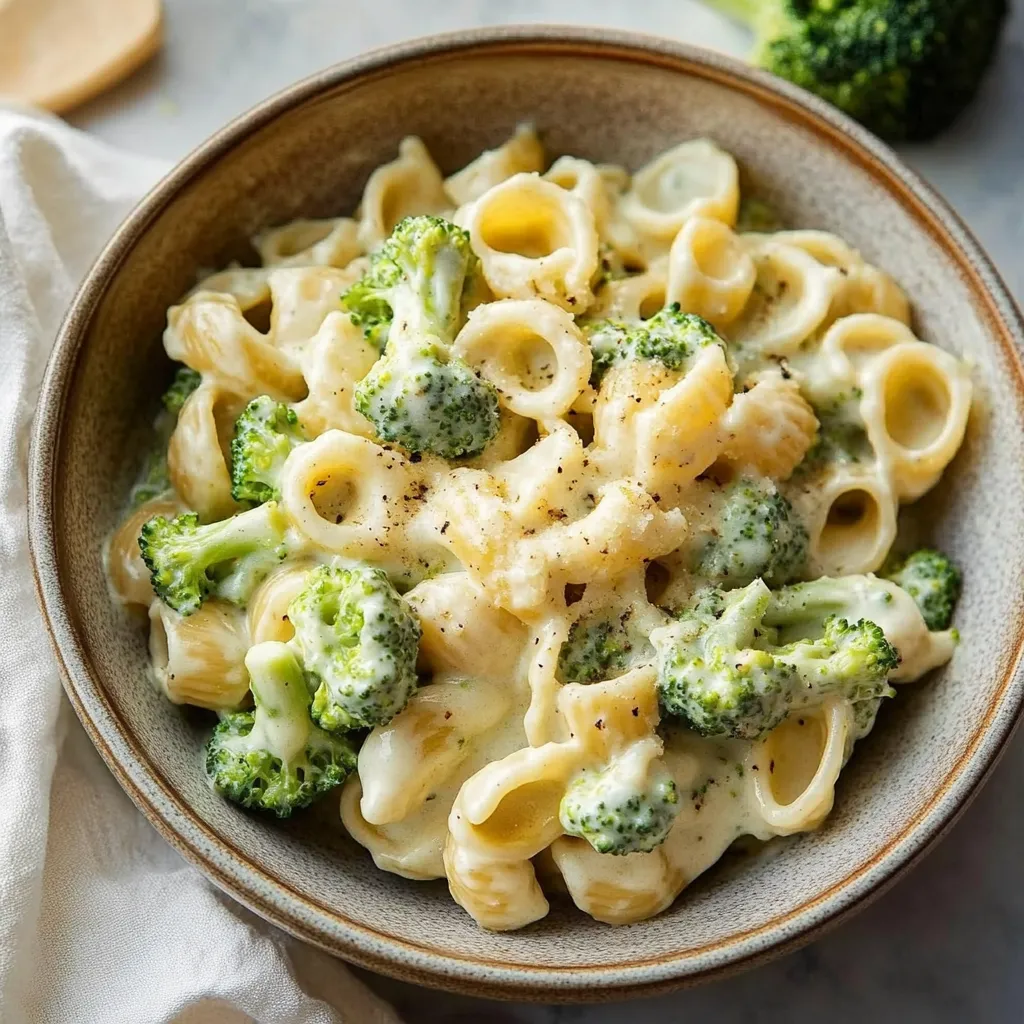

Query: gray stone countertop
[[73, 2, 1024, 1021]]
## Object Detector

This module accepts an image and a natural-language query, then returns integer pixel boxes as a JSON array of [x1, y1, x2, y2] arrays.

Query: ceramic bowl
[[27, 26, 1024, 1001]]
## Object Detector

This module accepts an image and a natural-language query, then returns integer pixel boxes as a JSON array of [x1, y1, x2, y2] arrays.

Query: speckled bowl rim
[[27, 25, 1024, 1002]]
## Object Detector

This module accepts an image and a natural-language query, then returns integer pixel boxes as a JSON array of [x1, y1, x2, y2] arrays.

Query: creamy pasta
[[108, 127, 970, 931]]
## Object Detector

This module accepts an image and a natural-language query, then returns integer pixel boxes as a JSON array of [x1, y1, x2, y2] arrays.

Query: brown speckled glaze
[[26, 27, 1024, 1002]]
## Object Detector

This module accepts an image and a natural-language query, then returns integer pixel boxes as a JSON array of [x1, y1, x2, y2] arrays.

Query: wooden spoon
[[0, 0, 162, 113]]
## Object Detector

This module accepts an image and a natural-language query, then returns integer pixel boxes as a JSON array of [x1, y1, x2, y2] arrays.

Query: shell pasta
[[107, 131, 970, 931]]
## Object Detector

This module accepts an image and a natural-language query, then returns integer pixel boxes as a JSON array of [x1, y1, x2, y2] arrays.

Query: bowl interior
[[36, 34, 1024, 996]]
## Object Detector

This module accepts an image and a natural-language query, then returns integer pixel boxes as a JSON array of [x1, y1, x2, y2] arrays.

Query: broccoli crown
[[558, 616, 635, 685], [584, 305, 724, 387], [206, 641, 356, 817], [230, 396, 307, 505], [631, 305, 722, 369], [712, 0, 1008, 142], [560, 756, 679, 855], [884, 548, 962, 631], [288, 564, 421, 732], [139, 501, 290, 615], [653, 579, 897, 738], [699, 477, 808, 588], [162, 365, 202, 414], [353, 345, 500, 459], [342, 215, 479, 348], [776, 614, 899, 700], [347, 216, 499, 458]]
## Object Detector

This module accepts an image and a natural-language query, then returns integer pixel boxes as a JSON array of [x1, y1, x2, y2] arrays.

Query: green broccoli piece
[[347, 216, 500, 458], [127, 366, 201, 508], [161, 365, 202, 415], [630, 305, 723, 370], [706, 0, 1007, 142], [763, 573, 903, 639], [698, 477, 808, 588], [354, 346, 500, 459], [797, 391, 871, 474], [883, 549, 962, 631], [560, 753, 679, 855], [343, 214, 479, 348], [584, 304, 725, 387], [130, 450, 172, 507], [558, 615, 640, 685], [582, 318, 631, 387], [288, 564, 421, 732], [653, 579, 898, 738], [139, 501, 290, 615], [230, 396, 307, 505], [206, 640, 357, 818]]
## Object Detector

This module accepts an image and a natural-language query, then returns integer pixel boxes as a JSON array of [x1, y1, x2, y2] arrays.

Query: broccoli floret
[[343, 214, 479, 349], [630, 305, 723, 369], [585, 305, 724, 388], [557, 605, 655, 685], [558, 618, 633, 685], [560, 751, 679, 855], [707, 0, 1007, 142], [139, 501, 290, 615], [354, 345, 500, 459], [347, 216, 500, 458], [230, 396, 307, 505], [699, 477, 808, 588], [652, 579, 898, 738], [288, 565, 421, 732], [206, 640, 356, 818], [884, 549, 962, 631], [162, 365, 202, 415], [582, 318, 631, 387]]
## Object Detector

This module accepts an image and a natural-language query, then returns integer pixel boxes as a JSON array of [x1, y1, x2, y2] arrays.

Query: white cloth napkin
[[0, 105, 403, 1024]]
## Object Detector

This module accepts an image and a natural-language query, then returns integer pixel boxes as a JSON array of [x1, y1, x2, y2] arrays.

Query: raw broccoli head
[[206, 641, 356, 818], [884, 548, 962, 631], [560, 755, 679, 855], [139, 501, 290, 615], [342, 215, 480, 348], [584, 305, 724, 387], [353, 344, 500, 459], [230, 395, 307, 505], [698, 477, 808, 588], [161, 365, 202, 415], [653, 579, 897, 738], [288, 564, 421, 732], [709, 0, 1007, 141]]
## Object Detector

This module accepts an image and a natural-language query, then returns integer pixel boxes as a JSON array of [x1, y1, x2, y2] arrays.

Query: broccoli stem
[[243, 641, 313, 764]]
